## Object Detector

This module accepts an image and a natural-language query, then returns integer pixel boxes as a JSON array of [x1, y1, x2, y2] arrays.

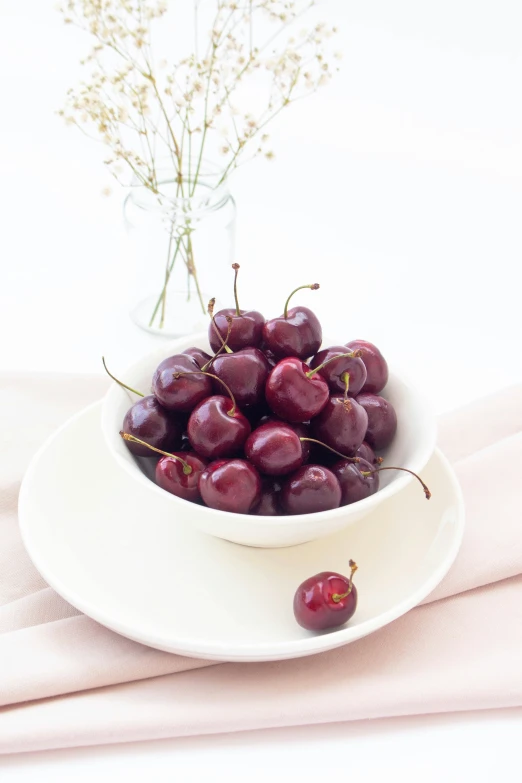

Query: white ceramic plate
[[18, 403, 465, 662]]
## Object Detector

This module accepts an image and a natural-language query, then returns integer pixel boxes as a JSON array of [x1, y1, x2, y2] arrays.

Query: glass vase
[[124, 161, 236, 337]]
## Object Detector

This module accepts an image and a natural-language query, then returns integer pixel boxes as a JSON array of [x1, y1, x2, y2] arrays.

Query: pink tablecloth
[[1, 374, 521, 754]]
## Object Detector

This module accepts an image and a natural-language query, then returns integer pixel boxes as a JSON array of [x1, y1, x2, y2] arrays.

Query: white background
[[1, 0, 521, 779]]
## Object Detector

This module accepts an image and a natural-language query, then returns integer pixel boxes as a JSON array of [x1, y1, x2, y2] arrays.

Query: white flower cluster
[[59, 0, 339, 195]]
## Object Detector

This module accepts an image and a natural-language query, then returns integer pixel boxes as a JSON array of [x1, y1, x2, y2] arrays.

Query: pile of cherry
[[110, 266, 430, 631], [112, 266, 430, 520]]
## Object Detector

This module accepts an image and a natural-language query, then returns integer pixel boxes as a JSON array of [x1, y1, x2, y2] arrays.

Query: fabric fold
[[0, 375, 521, 754]]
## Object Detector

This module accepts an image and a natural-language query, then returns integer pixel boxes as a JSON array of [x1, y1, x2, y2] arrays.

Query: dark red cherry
[[346, 340, 388, 394], [209, 308, 265, 352], [152, 355, 212, 412], [245, 422, 304, 476], [293, 562, 358, 630], [122, 396, 182, 457], [182, 346, 212, 368], [187, 395, 251, 459], [252, 478, 283, 516], [265, 357, 329, 423], [259, 416, 311, 462], [330, 457, 379, 505], [262, 348, 278, 368], [211, 347, 270, 407], [155, 451, 208, 503], [355, 393, 397, 450], [311, 396, 368, 455], [262, 284, 322, 360], [199, 458, 262, 513], [208, 265, 264, 352], [281, 464, 342, 515], [355, 441, 381, 466], [309, 345, 367, 395]]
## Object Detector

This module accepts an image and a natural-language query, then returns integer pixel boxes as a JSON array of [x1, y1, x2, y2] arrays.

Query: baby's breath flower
[[60, 0, 339, 202]]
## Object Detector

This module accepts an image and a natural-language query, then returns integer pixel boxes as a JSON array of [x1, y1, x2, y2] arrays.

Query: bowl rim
[[101, 332, 437, 525]]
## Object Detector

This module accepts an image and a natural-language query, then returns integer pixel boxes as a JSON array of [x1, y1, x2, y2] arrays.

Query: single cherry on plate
[[355, 392, 397, 450], [346, 340, 388, 394], [119, 432, 207, 503], [309, 345, 367, 396], [262, 283, 322, 360], [152, 354, 212, 413], [183, 371, 251, 459], [311, 394, 368, 455], [211, 347, 270, 407], [281, 464, 342, 515], [102, 358, 183, 457], [208, 264, 265, 352], [330, 457, 379, 506], [199, 458, 262, 514], [293, 561, 358, 631]]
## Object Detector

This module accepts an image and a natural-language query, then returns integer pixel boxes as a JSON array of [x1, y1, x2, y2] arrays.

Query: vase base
[[130, 292, 213, 338]]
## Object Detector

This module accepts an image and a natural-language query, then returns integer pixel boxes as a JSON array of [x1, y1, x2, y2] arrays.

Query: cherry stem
[[361, 466, 431, 500], [173, 370, 238, 416], [342, 371, 350, 401], [283, 283, 320, 319], [306, 351, 361, 379], [299, 437, 359, 462], [102, 357, 144, 398], [332, 560, 358, 603], [232, 263, 241, 316], [119, 432, 192, 474], [202, 315, 233, 371], [208, 298, 233, 354]]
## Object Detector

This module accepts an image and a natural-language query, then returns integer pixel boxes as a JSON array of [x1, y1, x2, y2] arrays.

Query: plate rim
[[18, 402, 466, 662]]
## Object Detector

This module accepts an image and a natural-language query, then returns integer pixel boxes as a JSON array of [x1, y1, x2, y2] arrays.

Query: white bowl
[[101, 332, 437, 548]]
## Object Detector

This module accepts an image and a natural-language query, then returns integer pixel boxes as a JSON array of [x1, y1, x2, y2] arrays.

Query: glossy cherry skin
[[331, 457, 379, 506], [152, 354, 212, 413], [182, 346, 212, 368], [262, 348, 278, 369], [199, 458, 262, 513], [122, 396, 182, 457], [309, 345, 367, 395], [281, 465, 341, 515], [211, 348, 270, 407], [311, 396, 368, 455], [293, 571, 357, 630], [265, 358, 329, 423], [187, 395, 251, 459], [252, 478, 283, 516], [355, 393, 397, 450], [346, 340, 388, 394], [208, 308, 265, 353], [155, 452, 208, 503], [355, 441, 380, 465], [262, 306, 322, 360], [245, 422, 304, 476], [260, 416, 311, 462]]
